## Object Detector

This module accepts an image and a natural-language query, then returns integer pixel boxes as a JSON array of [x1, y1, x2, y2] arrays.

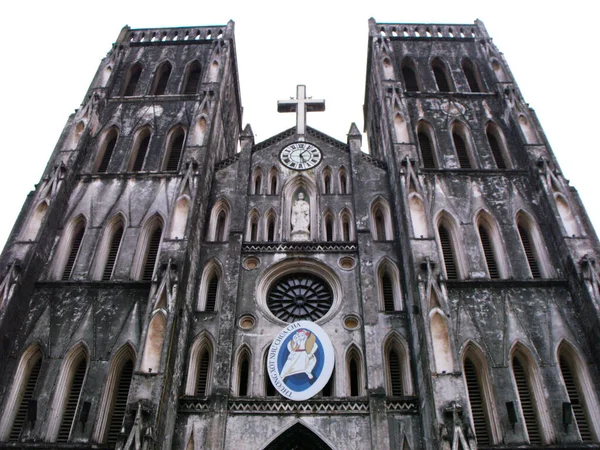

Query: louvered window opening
[[479, 225, 499, 279], [97, 135, 117, 173], [463, 64, 481, 93], [205, 274, 219, 312], [438, 225, 457, 280], [132, 134, 150, 172], [254, 176, 262, 195], [56, 358, 87, 443], [9, 356, 42, 441], [340, 175, 347, 194], [196, 351, 210, 396], [215, 211, 227, 242], [349, 358, 360, 396], [402, 66, 419, 92], [453, 133, 471, 169], [142, 227, 162, 281], [388, 349, 403, 396], [375, 210, 386, 241], [183, 63, 201, 95], [102, 226, 123, 281], [106, 359, 133, 444], [238, 357, 249, 396], [487, 131, 507, 169], [325, 218, 333, 242], [560, 356, 592, 442], [153, 63, 172, 95], [513, 357, 542, 445], [464, 358, 491, 445], [267, 220, 275, 242], [123, 66, 141, 96], [518, 225, 541, 279], [382, 273, 395, 312], [418, 132, 435, 168], [270, 176, 277, 195], [433, 65, 451, 92], [165, 132, 184, 171], [62, 225, 85, 281]]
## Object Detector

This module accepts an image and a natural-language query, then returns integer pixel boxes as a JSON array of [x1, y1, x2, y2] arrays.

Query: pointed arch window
[[516, 215, 543, 279], [130, 128, 151, 172], [371, 199, 393, 241], [264, 349, 277, 397], [384, 336, 412, 397], [486, 124, 508, 169], [141, 221, 163, 282], [196, 347, 211, 396], [122, 63, 142, 97], [268, 168, 279, 195], [512, 352, 543, 445], [462, 59, 484, 93], [199, 262, 222, 312], [339, 168, 349, 194], [96, 128, 118, 173], [463, 356, 492, 445], [476, 216, 504, 280], [401, 58, 419, 92], [265, 212, 277, 242], [237, 348, 251, 397], [208, 200, 230, 242], [324, 212, 334, 242], [452, 128, 472, 169], [387, 346, 403, 396], [432, 58, 453, 92], [21, 201, 49, 241], [247, 212, 260, 242], [252, 170, 263, 195], [164, 127, 185, 172], [101, 222, 124, 281], [185, 335, 214, 396], [417, 125, 436, 168], [61, 218, 86, 281], [1, 348, 43, 442], [340, 211, 353, 242], [378, 260, 401, 312], [151, 61, 172, 95], [322, 167, 332, 194], [182, 61, 201, 95], [347, 348, 362, 397], [437, 220, 459, 280]]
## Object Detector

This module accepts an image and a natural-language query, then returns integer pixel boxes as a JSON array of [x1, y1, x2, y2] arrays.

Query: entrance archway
[[263, 423, 333, 450]]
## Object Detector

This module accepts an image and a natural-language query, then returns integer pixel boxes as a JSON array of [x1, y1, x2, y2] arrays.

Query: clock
[[279, 142, 322, 171]]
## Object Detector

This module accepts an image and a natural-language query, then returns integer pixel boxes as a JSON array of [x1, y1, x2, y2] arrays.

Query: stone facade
[[0, 18, 599, 450]]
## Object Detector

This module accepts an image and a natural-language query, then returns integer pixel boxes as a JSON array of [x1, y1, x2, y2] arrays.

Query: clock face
[[279, 142, 322, 171]]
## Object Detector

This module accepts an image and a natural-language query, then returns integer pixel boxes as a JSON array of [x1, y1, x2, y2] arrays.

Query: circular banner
[[267, 321, 334, 401]]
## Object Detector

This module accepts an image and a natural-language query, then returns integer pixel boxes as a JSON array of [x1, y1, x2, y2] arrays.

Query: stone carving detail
[[440, 402, 476, 450], [242, 242, 357, 254], [291, 192, 310, 241]]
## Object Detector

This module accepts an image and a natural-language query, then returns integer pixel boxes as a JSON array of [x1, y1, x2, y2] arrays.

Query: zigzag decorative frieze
[[385, 398, 419, 413], [361, 153, 387, 170], [229, 400, 370, 414], [215, 154, 241, 170], [242, 242, 357, 253], [178, 398, 211, 412]]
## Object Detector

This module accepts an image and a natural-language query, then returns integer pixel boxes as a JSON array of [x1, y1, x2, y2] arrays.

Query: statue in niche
[[291, 192, 310, 241]]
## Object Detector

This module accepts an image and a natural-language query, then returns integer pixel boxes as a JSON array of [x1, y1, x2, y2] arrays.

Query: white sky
[[0, 0, 598, 251]]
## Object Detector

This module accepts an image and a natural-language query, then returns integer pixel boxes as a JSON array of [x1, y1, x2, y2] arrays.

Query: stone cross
[[277, 85, 325, 136]]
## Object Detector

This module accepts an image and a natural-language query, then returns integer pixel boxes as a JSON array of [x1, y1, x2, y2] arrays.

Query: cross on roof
[[277, 85, 325, 136]]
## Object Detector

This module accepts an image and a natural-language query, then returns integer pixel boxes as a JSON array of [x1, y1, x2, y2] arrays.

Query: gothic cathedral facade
[[0, 19, 599, 450]]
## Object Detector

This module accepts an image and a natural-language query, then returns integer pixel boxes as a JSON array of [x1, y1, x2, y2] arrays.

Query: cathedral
[[1, 18, 599, 450]]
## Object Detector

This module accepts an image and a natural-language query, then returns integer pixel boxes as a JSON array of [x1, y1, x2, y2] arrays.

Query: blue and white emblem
[[267, 321, 334, 401]]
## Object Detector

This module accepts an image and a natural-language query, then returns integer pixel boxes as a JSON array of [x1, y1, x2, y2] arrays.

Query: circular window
[[238, 314, 256, 330], [267, 273, 333, 322]]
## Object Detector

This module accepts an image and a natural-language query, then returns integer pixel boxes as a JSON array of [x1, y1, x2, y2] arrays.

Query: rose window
[[267, 273, 333, 322]]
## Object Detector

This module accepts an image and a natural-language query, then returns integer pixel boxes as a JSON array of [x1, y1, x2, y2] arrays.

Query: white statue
[[291, 192, 310, 240], [280, 329, 318, 380]]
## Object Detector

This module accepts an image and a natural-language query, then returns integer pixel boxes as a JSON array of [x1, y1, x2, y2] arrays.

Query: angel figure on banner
[[280, 329, 318, 380]]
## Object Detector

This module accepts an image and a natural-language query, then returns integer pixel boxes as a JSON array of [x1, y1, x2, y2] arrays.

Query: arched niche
[[393, 113, 410, 143], [140, 312, 166, 373], [170, 196, 191, 239], [430, 310, 453, 373], [518, 115, 537, 144], [281, 175, 318, 241], [409, 194, 427, 238], [555, 195, 579, 237]]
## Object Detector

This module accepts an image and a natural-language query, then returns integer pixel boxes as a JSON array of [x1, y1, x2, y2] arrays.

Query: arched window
[[378, 259, 401, 312], [511, 349, 544, 445], [476, 213, 506, 279], [163, 127, 185, 171], [122, 63, 142, 96], [268, 168, 279, 195], [139, 219, 163, 282], [346, 347, 363, 397], [371, 199, 393, 241], [247, 211, 260, 242], [48, 345, 88, 443], [185, 334, 214, 396], [60, 217, 86, 281], [384, 334, 413, 397], [452, 124, 473, 169], [93, 345, 135, 444], [0, 346, 43, 442], [252, 169, 263, 195], [95, 128, 119, 173], [338, 168, 349, 194], [516, 213, 545, 279], [150, 61, 172, 95], [417, 122, 436, 168], [486, 123, 509, 169], [208, 199, 230, 242], [401, 58, 419, 92], [198, 261, 222, 312], [130, 128, 151, 172], [557, 342, 599, 443], [265, 210, 277, 242], [387, 346, 403, 396], [437, 215, 461, 280], [101, 220, 124, 281], [141, 312, 166, 373], [463, 348, 495, 445], [339, 209, 353, 241], [264, 348, 277, 397], [322, 167, 332, 194], [462, 58, 484, 93], [236, 347, 251, 396], [324, 211, 335, 242], [432, 58, 453, 92], [182, 61, 201, 95]]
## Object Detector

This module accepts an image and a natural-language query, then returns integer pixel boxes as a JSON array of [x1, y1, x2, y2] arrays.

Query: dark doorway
[[264, 423, 332, 450]]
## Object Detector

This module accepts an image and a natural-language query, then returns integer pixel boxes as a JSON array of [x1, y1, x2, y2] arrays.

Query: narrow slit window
[[453, 132, 471, 169], [478, 225, 499, 279], [141, 226, 162, 281], [267, 217, 275, 242], [388, 348, 403, 396], [151, 62, 172, 95], [165, 129, 185, 171], [123, 64, 142, 96], [8, 353, 42, 442], [464, 357, 491, 445], [487, 130, 507, 169], [62, 222, 86, 281], [205, 273, 219, 312], [417, 130, 435, 168], [432, 60, 452, 92], [438, 224, 458, 280], [382, 272, 395, 312], [196, 350, 210, 396], [462, 60, 482, 93], [512, 356, 542, 445], [349, 357, 360, 396], [97, 131, 118, 173], [102, 225, 124, 281], [238, 354, 250, 396], [56, 358, 87, 442], [402, 65, 419, 91], [183, 61, 201, 95], [131, 133, 150, 172], [559, 355, 593, 442], [325, 216, 334, 242], [518, 224, 541, 279], [106, 359, 133, 444]]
